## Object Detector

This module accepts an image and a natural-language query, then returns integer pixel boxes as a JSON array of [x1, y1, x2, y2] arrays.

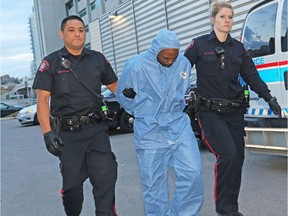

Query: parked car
[[17, 98, 37, 108], [16, 104, 39, 125], [102, 89, 134, 133], [0, 102, 22, 117]]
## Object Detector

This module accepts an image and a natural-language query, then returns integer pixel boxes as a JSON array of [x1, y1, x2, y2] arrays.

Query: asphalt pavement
[[1, 118, 287, 216]]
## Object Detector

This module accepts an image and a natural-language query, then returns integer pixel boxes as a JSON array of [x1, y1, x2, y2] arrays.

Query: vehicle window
[[281, 0, 287, 52], [242, 2, 278, 58]]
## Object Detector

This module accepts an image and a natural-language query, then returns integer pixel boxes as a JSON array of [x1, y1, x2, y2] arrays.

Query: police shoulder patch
[[38, 60, 49, 72], [187, 39, 195, 49]]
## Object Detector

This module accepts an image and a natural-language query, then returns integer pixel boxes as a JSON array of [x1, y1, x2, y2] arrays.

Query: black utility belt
[[51, 114, 101, 132], [62, 116, 99, 131], [200, 98, 249, 113]]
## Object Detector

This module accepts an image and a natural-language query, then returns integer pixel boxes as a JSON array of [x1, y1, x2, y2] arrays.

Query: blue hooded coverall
[[116, 30, 204, 216]]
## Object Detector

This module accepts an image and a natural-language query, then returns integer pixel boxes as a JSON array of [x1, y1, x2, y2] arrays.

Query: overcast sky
[[0, 0, 34, 79]]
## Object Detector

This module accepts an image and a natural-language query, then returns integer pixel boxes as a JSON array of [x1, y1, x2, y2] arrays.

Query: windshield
[[242, 2, 277, 58]]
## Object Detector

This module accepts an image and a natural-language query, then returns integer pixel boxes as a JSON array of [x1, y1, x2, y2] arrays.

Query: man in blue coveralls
[[116, 29, 203, 216]]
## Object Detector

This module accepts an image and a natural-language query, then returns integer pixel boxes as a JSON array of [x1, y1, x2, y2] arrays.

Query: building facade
[[33, 0, 67, 65], [87, 0, 265, 77], [32, 0, 125, 65], [32, 0, 266, 77]]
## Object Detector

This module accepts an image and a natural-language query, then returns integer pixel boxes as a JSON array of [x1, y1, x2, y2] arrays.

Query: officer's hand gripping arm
[[268, 97, 282, 118], [43, 131, 64, 157], [122, 88, 136, 99]]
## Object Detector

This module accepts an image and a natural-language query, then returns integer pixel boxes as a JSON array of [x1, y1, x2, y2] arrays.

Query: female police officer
[[33, 15, 118, 216], [184, 1, 281, 216]]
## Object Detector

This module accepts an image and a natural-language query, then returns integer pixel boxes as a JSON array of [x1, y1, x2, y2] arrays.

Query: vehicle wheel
[[119, 111, 134, 133], [34, 113, 39, 125]]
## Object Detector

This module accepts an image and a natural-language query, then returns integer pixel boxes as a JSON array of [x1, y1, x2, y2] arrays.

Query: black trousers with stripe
[[58, 121, 118, 216], [198, 108, 246, 214]]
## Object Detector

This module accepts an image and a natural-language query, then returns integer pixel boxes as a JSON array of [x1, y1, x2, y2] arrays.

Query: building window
[[90, 0, 100, 10], [85, 25, 89, 33], [66, 1, 74, 10], [90, 1, 96, 10], [79, 8, 87, 18], [78, 0, 81, 2]]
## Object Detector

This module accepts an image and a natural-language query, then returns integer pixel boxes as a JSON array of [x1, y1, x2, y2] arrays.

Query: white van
[[241, 0, 287, 155]]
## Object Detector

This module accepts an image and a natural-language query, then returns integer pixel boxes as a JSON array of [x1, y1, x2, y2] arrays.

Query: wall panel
[[90, 0, 265, 76]]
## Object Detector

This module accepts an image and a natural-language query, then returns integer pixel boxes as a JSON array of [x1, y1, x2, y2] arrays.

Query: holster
[[187, 89, 201, 114], [50, 116, 61, 134]]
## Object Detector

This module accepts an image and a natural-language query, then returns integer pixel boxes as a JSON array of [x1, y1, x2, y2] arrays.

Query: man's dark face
[[157, 48, 179, 67]]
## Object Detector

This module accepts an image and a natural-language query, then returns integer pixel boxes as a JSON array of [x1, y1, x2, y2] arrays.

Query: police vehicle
[[240, 0, 287, 155]]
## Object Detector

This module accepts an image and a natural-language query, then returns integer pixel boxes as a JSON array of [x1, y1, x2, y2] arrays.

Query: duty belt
[[200, 97, 248, 113], [51, 113, 101, 132]]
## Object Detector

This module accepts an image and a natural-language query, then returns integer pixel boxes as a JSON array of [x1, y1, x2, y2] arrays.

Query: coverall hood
[[116, 29, 192, 148], [148, 29, 181, 58]]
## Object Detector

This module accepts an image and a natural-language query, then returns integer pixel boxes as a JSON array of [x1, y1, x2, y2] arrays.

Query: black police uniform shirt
[[184, 31, 272, 102], [33, 47, 118, 117]]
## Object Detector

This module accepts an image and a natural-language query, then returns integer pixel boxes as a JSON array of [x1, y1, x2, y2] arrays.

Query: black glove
[[122, 88, 136, 99], [268, 97, 282, 118], [43, 131, 64, 157]]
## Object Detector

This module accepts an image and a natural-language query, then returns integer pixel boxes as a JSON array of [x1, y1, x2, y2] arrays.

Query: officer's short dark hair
[[61, 15, 85, 31]]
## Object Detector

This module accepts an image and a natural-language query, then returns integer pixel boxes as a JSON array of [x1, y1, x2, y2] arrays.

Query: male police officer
[[33, 15, 118, 216]]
